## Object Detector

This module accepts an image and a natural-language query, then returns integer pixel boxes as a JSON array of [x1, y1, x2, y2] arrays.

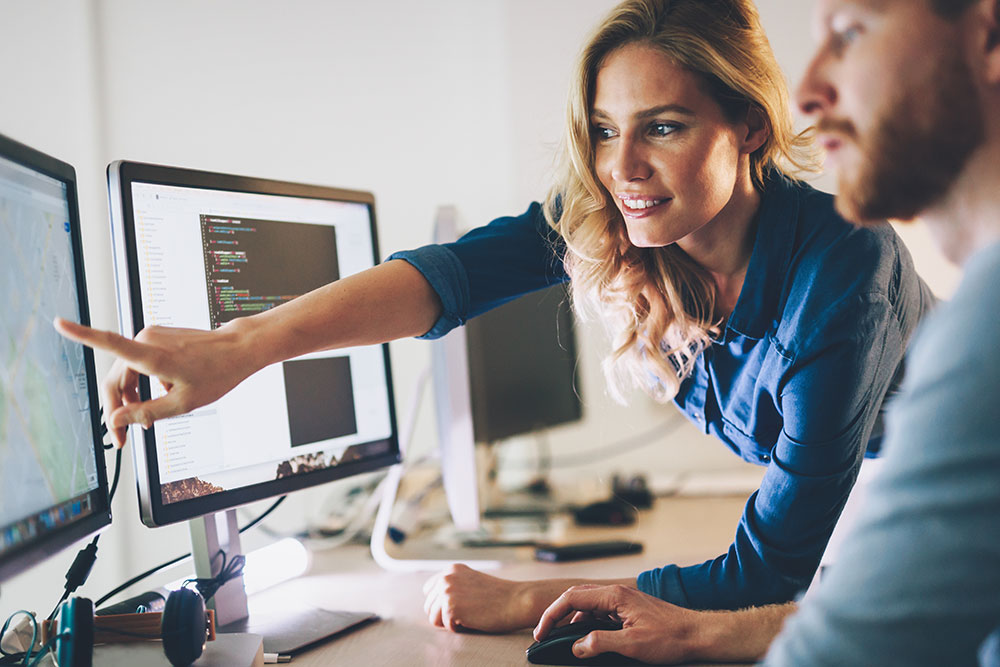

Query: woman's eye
[[651, 123, 680, 137], [593, 126, 617, 141]]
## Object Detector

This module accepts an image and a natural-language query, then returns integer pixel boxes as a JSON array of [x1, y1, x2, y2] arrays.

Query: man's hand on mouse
[[533, 584, 708, 665]]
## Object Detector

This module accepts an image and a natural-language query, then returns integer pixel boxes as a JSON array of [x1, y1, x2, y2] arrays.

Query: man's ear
[[740, 105, 770, 155]]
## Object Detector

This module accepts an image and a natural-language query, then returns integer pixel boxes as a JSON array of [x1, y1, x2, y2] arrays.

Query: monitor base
[[219, 607, 378, 655]]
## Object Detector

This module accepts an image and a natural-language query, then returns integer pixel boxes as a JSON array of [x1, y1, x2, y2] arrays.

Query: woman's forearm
[[235, 259, 442, 370]]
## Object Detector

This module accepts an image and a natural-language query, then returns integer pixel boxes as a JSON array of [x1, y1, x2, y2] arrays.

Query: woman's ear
[[981, 0, 1000, 85], [740, 106, 770, 155]]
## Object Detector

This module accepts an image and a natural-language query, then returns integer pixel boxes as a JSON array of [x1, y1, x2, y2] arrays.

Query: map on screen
[[0, 155, 100, 530]]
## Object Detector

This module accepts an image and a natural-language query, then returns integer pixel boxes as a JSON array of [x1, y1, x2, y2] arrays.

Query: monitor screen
[[108, 161, 400, 527], [465, 283, 581, 443], [0, 134, 111, 583]]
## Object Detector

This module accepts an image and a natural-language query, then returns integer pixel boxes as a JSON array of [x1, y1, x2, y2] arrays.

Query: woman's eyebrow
[[591, 104, 697, 122]]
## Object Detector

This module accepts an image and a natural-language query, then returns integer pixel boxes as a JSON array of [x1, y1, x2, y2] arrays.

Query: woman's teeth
[[623, 198, 663, 210]]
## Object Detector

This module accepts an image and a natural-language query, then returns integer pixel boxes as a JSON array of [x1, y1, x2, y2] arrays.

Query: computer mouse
[[572, 499, 637, 526], [526, 618, 641, 665]]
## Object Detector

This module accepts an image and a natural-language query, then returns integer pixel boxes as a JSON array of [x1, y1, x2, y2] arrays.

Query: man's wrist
[[669, 609, 721, 663], [688, 604, 795, 663]]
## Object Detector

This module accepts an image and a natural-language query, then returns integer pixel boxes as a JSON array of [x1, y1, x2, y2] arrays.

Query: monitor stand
[[370, 463, 503, 571], [189, 509, 377, 655]]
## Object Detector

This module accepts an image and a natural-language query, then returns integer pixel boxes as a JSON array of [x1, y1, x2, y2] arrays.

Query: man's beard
[[828, 45, 984, 224]]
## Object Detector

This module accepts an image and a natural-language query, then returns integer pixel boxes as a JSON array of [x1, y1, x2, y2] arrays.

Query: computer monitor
[[465, 284, 581, 443], [106, 161, 400, 652], [371, 208, 582, 572], [0, 133, 111, 585], [433, 207, 581, 533]]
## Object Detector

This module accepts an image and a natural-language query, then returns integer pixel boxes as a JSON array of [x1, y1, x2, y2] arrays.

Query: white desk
[[257, 494, 753, 667]]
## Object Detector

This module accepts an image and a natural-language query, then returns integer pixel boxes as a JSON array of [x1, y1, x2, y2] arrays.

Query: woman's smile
[[618, 194, 673, 219]]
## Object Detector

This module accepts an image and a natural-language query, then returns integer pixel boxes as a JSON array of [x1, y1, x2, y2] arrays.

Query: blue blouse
[[389, 173, 934, 610]]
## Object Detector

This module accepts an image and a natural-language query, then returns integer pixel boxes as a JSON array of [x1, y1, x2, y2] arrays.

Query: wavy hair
[[545, 0, 817, 403]]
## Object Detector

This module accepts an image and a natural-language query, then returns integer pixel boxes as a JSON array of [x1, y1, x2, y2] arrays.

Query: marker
[[263, 653, 291, 663]]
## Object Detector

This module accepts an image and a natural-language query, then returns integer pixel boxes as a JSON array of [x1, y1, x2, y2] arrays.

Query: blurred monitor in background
[[465, 283, 581, 444]]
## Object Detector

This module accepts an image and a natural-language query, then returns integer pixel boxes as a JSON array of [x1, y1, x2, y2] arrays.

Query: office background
[[0, 0, 960, 622]]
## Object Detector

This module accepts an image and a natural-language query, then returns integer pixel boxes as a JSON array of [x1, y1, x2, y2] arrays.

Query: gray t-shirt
[[763, 241, 1000, 666]]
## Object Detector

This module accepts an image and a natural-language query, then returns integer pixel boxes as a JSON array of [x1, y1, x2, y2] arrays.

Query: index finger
[[534, 586, 613, 640], [54, 318, 156, 366]]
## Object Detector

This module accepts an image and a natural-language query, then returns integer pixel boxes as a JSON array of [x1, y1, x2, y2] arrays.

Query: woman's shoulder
[[771, 178, 912, 345], [782, 178, 903, 283]]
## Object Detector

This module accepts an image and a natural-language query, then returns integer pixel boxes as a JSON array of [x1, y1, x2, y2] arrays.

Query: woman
[[58, 0, 932, 632], [416, 0, 933, 630]]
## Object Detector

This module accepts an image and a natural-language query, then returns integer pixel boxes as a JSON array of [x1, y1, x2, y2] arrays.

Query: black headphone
[[55, 587, 209, 667]]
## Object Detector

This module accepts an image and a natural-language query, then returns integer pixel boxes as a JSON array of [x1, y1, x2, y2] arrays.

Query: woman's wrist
[[220, 314, 275, 376], [517, 581, 554, 629]]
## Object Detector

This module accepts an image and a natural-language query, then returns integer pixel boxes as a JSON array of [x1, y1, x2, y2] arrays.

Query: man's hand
[[534, 584, 705, 664], [54, 318, 258, 448], [535, 584, 795, 665]]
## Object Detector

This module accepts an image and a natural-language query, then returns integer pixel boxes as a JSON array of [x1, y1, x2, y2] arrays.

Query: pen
[[263, 653, 291, 663]]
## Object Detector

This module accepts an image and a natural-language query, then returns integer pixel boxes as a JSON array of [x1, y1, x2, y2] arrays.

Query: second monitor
[[107, 160, 400, 652]]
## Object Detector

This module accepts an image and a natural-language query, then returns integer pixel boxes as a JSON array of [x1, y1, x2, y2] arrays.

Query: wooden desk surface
[[256, 495, 751, 667]]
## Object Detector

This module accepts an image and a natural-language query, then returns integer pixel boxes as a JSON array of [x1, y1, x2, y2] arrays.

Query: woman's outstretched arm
[[56, 259, 440, 448]]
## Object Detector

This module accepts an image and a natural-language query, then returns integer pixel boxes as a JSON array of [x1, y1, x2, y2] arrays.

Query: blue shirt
[[763, 241, 1000, 667], [390, 173, 934, 610]]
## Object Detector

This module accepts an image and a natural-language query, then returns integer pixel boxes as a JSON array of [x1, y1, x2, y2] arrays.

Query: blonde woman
[[59, 0, 933, 631]]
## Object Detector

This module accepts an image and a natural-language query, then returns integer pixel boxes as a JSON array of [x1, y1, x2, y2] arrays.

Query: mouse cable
[[92, 495, 285, 610]]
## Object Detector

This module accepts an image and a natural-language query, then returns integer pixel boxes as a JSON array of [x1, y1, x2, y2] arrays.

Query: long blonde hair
[[546, 0, 816, 403]]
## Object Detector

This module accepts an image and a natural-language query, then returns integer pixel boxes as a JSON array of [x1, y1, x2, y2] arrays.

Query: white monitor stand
[[370, 206, 501, 572], [192, 510, 376, 653]]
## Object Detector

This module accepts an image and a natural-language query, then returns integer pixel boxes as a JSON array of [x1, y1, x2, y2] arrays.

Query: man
[[532, 0, 1000, 664]]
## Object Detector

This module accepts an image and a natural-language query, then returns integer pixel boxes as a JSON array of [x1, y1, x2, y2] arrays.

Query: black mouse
[[526, 618, 642, 665], [573, 499, 637, 526]]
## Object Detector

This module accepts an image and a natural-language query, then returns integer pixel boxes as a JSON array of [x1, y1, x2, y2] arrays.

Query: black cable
[[93, 553, 189, 610], [46, 443, 123, 622], [184, 550, 245, 603], [93, 495, 286, 610], [237, 495, 286, 533], [499, 417, 688, 470]]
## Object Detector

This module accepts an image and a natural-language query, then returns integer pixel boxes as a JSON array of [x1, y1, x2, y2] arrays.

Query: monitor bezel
[[0, 133, 112, 583], [107, 160, 401, 527]]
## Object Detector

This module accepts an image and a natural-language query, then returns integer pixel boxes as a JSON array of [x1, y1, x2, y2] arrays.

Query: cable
[[184, 551, 245, 603], [498, 416, 688, 470], [93, 494, 286, 610], [23, 632, 69, 667], [237, 496, 285, 533], [0, 610, 38, 665], [46, 443, 123, 622]]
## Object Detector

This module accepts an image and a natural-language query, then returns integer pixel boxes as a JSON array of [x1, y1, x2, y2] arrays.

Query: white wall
[[1, 0, 960, 622]]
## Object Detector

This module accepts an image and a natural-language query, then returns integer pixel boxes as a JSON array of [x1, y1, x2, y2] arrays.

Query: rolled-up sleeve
[[638, 294, 902, 609], [388, 202, 567, 339]]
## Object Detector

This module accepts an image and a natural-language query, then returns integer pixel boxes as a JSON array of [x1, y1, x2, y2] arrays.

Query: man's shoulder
[[904, 242, 1000, 402]]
